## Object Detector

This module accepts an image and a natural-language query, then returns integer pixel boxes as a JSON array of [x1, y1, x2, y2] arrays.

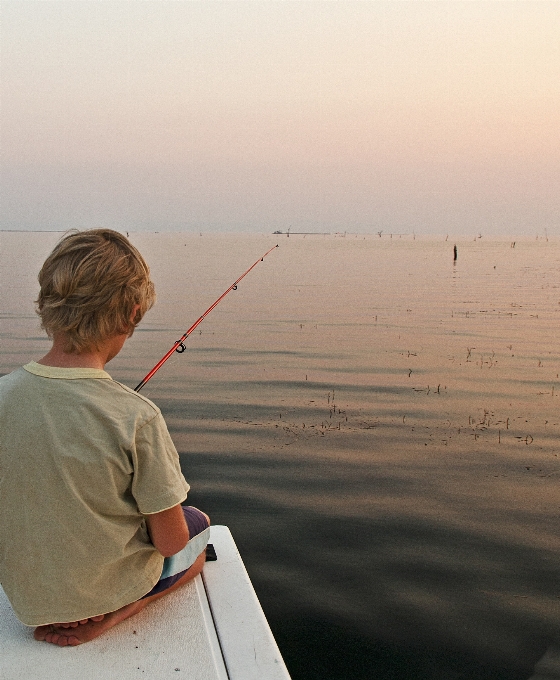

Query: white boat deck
[[1, 525, 291, 680]]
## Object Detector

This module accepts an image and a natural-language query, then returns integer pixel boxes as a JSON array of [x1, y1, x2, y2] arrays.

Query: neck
[[37, 333, 127, 370]]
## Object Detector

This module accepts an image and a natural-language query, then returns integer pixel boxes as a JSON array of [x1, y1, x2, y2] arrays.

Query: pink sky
[[1, 1, 559, 235]]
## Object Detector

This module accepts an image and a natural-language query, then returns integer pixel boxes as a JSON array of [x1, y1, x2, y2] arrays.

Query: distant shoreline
[[0, 229, 557, 242]]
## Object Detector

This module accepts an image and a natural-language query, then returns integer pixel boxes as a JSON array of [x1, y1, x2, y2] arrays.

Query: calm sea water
[[2, 231, 560, 679]]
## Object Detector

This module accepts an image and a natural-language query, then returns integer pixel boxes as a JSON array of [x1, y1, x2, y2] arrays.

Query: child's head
[[36, 229, 156, 353]]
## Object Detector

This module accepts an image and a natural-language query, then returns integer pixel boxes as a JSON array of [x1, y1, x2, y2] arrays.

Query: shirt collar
[[23, 361, 112, 380]]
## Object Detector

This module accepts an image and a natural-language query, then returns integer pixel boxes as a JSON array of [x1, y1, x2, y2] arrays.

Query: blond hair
[[36, 229, 155, 353]]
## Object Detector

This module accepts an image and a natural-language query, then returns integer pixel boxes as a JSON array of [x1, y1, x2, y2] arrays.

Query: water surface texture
[[2, 232, 560, 679]]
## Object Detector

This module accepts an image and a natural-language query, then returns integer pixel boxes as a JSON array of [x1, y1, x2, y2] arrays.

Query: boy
[[0, 229, 209, 647]]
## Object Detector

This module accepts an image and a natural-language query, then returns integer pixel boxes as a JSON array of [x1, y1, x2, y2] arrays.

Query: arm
[[145, 504, 190, 557]]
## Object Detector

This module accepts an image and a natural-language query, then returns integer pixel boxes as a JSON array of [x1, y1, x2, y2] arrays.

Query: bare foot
[[34, 601, 146, 646], [33, 550, 206, 647]]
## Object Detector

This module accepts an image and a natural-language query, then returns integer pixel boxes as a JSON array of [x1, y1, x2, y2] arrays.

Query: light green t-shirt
[[0, 362, 190, 625]]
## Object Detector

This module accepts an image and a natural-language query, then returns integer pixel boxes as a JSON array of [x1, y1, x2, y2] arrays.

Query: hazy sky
[[1, 1, 559, 235]]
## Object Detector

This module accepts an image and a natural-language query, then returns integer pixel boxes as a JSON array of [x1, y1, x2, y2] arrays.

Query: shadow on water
[[273, 619, 534, 680], [179, 445, 559, 680]]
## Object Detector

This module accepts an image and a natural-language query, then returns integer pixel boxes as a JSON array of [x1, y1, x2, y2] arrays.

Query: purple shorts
[[141, 506, 209, 599]]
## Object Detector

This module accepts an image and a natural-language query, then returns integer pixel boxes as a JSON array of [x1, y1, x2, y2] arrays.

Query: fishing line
[[134, 244, 279, 392]]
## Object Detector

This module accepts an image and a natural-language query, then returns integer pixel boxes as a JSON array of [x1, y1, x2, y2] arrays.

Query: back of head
[[36, 229, 156, 353]]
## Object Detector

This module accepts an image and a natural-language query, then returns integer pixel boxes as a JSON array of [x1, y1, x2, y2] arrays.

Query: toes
[[47, 631, 74, 647], [34, 625, 51, 641], [35, 624, 83, 646], [54, 616, 101, 628], [56, 621, 80, 628]]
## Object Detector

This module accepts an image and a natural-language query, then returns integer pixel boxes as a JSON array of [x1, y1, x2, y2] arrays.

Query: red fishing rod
[[134, 244, 279, 392]]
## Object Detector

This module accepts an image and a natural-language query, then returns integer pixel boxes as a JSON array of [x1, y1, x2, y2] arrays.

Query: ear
[[130, 304, 141, 324]]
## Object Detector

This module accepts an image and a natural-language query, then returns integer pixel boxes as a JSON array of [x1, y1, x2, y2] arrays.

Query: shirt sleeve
[[130, 412, 190, 514]]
